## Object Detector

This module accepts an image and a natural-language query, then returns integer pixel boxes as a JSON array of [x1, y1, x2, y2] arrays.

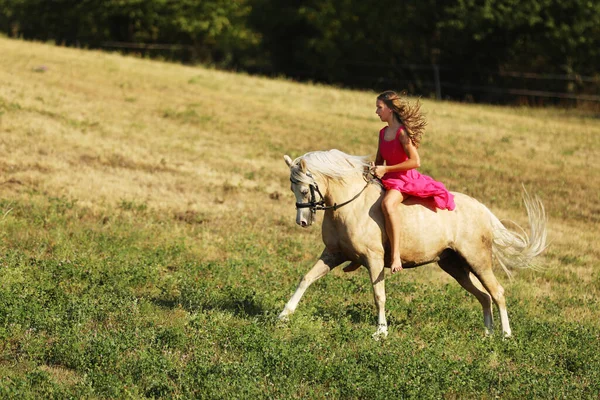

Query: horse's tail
[[486, 188, 548, 278]]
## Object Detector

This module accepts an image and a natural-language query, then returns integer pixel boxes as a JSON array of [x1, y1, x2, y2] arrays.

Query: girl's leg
[[381, 190, 404, 273]]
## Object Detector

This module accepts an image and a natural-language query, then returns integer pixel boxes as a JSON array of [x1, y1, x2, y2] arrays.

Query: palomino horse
[[278, 149, 547, 339]]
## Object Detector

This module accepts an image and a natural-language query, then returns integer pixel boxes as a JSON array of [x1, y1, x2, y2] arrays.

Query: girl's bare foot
[[391, 259, 403, 274]]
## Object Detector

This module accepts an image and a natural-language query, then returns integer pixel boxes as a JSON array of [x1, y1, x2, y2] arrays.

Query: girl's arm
[[375, 134, 384, 166]]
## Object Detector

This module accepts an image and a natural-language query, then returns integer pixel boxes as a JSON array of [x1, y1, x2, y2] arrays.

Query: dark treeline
[[1, 0, 599, 103]]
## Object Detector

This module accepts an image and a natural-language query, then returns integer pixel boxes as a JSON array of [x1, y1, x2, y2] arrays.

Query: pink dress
[[379, 126, 455, 211]]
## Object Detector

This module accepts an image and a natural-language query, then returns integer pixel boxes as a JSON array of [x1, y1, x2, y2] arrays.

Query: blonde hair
[[291, 149, 369, 183], [377, 90, 427, 148]]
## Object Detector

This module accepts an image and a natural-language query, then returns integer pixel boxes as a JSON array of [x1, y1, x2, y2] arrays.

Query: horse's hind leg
[[474, 268, 511, 337], [460, 249, 512, 337], [438, 251, 494, 335], [278, 249, 345, 321]]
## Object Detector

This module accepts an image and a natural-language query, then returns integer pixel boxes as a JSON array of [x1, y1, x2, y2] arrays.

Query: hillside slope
[[0, 37, 599, 398]]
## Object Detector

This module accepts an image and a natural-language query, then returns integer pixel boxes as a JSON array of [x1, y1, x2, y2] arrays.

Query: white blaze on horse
[[278, 149, 547, 339]]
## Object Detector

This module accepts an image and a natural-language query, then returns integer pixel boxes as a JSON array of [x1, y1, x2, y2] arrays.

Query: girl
[[372, 90, 455, 274]]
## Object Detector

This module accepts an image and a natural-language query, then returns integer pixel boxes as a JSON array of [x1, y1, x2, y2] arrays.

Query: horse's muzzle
[[296, 210, 312, 228]]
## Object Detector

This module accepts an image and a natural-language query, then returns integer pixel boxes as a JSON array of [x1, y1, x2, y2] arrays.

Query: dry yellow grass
[[0, 36, 599, 324]]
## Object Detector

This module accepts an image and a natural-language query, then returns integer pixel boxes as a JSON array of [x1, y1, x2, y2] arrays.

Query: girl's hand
[[372, 165, 387, 179]]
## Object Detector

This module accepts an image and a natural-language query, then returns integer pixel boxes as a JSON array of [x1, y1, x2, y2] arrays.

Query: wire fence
[[339, 61, 600, 104], [99, 41, 600, 105]]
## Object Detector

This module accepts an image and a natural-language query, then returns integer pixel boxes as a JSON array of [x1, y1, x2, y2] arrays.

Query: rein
[[291, 170, 376, 213]]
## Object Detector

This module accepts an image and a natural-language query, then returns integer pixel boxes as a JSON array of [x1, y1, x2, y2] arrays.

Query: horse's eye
[[301, 189, 309, 196]]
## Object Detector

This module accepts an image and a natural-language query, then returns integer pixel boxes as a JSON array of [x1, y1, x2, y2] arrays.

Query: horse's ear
[[300, 159, 307, 172], [284, 155, 293, 167]]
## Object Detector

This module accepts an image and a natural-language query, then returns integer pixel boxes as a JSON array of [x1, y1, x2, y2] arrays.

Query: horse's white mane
[[291, 149, 369, 183]]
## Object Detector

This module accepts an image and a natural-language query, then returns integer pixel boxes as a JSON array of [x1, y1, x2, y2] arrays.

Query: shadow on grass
[[151, 293, 266, 318], [344, 305, 372, 324], [210, 296, 266, 317]]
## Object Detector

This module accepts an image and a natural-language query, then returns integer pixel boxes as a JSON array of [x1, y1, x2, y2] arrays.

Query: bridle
[[291, 169, 376, 214]]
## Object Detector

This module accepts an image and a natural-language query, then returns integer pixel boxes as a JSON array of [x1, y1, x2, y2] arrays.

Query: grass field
[[0, 36, 599, 398]]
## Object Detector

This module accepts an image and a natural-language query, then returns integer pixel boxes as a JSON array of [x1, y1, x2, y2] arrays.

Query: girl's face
[[376, 99, 393, 122]]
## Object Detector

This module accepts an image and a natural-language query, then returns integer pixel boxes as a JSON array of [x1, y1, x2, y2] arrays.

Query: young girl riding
[[372, 90, 455, 274]]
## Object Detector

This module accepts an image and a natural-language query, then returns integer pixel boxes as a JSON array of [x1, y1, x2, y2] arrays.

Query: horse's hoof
[[342, 261, 361, 273], [277, 312, 290, 322], [372, 327, 388, 341]]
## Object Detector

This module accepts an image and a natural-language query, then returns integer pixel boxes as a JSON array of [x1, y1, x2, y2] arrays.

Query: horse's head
[[284, 150, 372, 228], [284, 154, 322, 227]]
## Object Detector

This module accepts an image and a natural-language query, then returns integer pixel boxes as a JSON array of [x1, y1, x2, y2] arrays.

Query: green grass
[[0, 200, 589, 398], [0, 195, 598, 399], [0, 37, 599, 398]]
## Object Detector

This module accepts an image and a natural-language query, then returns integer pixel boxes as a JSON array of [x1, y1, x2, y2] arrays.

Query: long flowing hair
[[377, 90, 427, 148]]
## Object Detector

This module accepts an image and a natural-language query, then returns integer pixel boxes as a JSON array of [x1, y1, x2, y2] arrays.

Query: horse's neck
[[324, 175, 380, 211]]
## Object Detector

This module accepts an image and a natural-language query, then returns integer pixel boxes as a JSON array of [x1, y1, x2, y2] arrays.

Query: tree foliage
[[1, 0, 598, 101], [0, 0, 258, 64]]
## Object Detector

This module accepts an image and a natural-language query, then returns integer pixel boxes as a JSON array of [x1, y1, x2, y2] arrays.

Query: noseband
[[291, 170, 374, 214]]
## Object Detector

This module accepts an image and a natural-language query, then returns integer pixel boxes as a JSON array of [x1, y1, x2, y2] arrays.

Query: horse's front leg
[[367, 259, 388, 340], [278, 249, 346, 321]]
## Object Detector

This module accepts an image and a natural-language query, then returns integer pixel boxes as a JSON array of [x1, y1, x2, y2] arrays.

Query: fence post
[[433, 64, 442, 100]]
